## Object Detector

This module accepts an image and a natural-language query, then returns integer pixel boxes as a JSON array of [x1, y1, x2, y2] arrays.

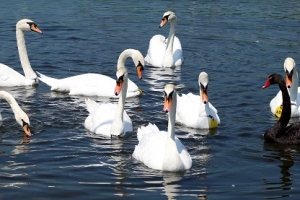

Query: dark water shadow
[[262, 142, 300, 198]]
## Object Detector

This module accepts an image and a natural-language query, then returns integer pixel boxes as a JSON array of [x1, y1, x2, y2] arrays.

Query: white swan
[[37, 49, 144, 98], [270, 57, 300, 118], [145, 11, 183, 68], [0, 19, 42, 87], [84, 67, 133, 137], [133, 84, 192, 172], [176, 72, 220, 129], [0, 91, 31, 136]]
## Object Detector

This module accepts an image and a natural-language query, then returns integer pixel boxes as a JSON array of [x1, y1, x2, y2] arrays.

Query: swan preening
[[0, 19, 42, 87], [176, 72, 220, 129], [0, 91, 31, 136], [145, 11, 183, 68], [84, 67, 133, 137], [270, 57, 300, 118], [37, 49, 144, 98], [133, 84, 192, 172], [263, 74, 300, 145]]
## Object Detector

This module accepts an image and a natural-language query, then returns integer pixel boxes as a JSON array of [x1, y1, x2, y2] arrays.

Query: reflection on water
[[262, 143, 299, 198], [145, 66, 183, 92]]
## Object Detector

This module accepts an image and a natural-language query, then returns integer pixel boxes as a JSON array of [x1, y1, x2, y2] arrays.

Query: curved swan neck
[[117, 49, 136, 69], [0, 91, 27, 126], [266, 79, 291, 139], [278, 79, 291, 129], [288, 70, 298, 102], [16, 28, 37, 80], [168, 94, 177, 140]]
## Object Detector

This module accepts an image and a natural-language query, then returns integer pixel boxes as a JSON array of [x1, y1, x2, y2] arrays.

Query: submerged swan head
[[199, 72, 209, 104], [284, 57, 296, 88], [163, 84, 176, 113], [16, 19, 42, 33], [159, 11, 177, 28]]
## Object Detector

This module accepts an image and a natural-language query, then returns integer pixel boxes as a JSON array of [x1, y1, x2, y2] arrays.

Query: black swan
[[263, 73, 300, 145]]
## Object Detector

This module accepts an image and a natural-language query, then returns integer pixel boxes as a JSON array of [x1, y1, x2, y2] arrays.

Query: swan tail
[[85, 98, 98, 114], [36, 71, 58, 88]]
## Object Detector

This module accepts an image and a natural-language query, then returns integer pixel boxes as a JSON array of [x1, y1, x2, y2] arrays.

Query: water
[[0, 0, 300, 199]]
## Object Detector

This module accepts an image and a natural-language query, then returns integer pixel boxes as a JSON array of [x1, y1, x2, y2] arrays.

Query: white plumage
[[133, 84, 192, 172], [145, 11, 183, 68], [176, 72, 220, 129], [38, 49, 144, 98], [84, 67, 132, 137], [0, 19, 42, 87], [270, 57, 300, 118]]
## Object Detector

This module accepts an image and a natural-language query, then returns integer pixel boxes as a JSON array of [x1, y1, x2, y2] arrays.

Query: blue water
[[1, 0, 300, 199]]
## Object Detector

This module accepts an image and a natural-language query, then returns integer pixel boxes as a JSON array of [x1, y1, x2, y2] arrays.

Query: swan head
[[262, 74, 284, 89], [163, 84, 176, 113], [16, 113, 31, 136], [132, 50, 145, 80], [16, 19, 42, 34], [22, 119, 32, 136], [284, 57, 296, 88], [199, 72, 209, 104], [159, 11, 177, 28], [114, 67, 128, 96]]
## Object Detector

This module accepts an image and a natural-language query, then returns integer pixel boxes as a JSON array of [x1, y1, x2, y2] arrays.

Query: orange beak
[[114, 80, 123, 96], [31, 25, 42, 34], [136, 65, 143, 80], [286, 73, 292, 88], [23, 124, 32, 136], [159, 17, 168, 28], [163, 96, 172, 112], [201, 90, 209, 104]]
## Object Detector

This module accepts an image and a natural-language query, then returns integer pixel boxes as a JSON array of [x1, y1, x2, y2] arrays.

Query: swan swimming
[[0, 19, 42, 87], [133, 84, 192, 171], [37, 49, 144, 98], [84, 67, 132, 137], [145, 11, 183, 68]]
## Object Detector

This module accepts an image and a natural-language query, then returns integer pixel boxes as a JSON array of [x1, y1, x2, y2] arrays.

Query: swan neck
[[16, 29, 37, 80], [167, 94, 176, 140], [111, 77, 128, 135], [288, 71, 298, 102], [165, 21, 176, 54], [277, 80, 291, 133], [0, 91, 24, 125], [117, 49, 135, 69]]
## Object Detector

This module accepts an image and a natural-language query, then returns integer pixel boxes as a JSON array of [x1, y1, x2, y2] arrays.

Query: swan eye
[[116, 75, 124, 86], [200, 83, 208, 92], [162, 15, 170, 20], [286, 69, 293, 78], [137, 61, 144, 71]]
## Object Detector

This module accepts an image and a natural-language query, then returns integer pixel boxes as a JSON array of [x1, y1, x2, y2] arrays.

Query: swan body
[[84, 67, 133, 137], [0, 91, 31, 136], [263, 74, 300, 144], [270, 57, 300, 118], [38, 49, 144, 98], [133, 84, 192, 171], [145, 11, 183, 68], [176, 72, 220, 129], [0, 19, 42, 87]]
